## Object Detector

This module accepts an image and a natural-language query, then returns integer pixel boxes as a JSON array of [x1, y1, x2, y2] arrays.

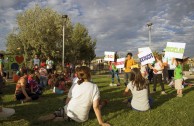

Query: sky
[[0, 0, 194, 57]]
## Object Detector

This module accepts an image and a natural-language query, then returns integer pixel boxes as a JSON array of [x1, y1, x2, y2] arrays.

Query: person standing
[[0, 54, 4, 94], [174, 58, 183, 97], [109, 61, 121, 86], [151, 55, 166, 94], [124, 53, 135, 86], [32, 55, 40, 68], [46, 56, 54, 74]]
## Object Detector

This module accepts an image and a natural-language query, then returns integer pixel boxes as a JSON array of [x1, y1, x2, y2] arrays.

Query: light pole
[[147, 22, 153, 48], [62, 15, 68, 70]]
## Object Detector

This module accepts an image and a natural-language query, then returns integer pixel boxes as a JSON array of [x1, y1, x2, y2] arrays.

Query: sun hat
[[0, 107, 15, 120]]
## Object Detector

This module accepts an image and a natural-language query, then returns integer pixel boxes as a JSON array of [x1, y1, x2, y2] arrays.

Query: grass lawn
[[0, 74, 194, 126]]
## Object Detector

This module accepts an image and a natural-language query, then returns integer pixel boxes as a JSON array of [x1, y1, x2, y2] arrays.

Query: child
[[174, 58, 183, 97], [109, 61, 121, 86], [53, 78, 68, 94], [28, 71, 42, 95], [123, 68, 150, 111]]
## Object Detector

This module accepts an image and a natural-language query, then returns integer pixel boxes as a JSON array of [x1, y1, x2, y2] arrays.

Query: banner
[[164, 42, 186, 59], [115, 58, 125, 68], [104, 51, 115, 61], [4, 55, 24, 71], [138, 48, 155, 65]]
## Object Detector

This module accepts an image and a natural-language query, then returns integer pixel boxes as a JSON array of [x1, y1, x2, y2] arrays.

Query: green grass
[[1, 74, 194, 126]]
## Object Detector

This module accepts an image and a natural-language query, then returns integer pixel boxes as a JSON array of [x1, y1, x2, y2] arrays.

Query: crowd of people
[[0, 51, 189, 125]]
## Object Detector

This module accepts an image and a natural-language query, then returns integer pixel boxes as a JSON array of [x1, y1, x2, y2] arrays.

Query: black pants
[[168, 70, 174, 81], [163, 66, 168, 83], [47, 69, 53, 74], [15, 92, 39, 101], [153, 74, 165, 91]]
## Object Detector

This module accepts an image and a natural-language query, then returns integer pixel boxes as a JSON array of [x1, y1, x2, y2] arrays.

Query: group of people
[[109, 51, 187, 112], [0, 51, 188, 125]]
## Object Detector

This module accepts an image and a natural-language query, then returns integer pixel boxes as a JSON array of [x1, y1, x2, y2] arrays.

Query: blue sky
[[0, 0, 194, 57]]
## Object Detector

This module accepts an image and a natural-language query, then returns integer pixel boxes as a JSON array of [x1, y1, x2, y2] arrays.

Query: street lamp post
[[147, 22, 153, 48], [62, 15, 68, 70]]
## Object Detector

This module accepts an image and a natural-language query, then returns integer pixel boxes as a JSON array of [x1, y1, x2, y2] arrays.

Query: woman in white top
[[150, 55, 166, 94], [39, 66, 110, 126], [123, 68, 150, 111]]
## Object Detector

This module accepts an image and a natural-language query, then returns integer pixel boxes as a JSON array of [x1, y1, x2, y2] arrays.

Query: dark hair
[[77, 66, 91, 85], [126, 52, 132, 57], [130, 68, 147, 91]]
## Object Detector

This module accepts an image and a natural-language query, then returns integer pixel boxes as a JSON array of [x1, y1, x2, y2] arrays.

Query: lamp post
[[62, 15, 68, 70], [147, 22, 153, 48]]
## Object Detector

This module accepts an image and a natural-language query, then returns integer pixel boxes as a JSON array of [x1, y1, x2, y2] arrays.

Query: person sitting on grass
[[38, 66, 110, 126], [52, 78, 68, 95], [123, 68, 151, 111], [14, 71, 39, 102], [28, 70, 42, 95]]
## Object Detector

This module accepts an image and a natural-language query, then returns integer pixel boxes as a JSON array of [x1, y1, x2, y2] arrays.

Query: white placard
[[104, 51, 115, 61], [138, 49, 155, 65], [115, 58, 125, 68], [138, 47, 151, 53], [164, 42, 186, 59]]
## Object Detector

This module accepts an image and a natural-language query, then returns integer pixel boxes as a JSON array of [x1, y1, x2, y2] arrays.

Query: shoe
[[161, 91, 167, 95], [117, 83, 121, 86], [151, 91, 156, 94], [109, 83, 113, 86]]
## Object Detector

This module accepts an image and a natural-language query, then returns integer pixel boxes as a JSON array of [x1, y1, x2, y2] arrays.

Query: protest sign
[[115, 58, 125, 68], [138, 48, 155, 65], [164, 42, 186, 59], [138, 47, 151, 53], [104, 51, 115, 61]]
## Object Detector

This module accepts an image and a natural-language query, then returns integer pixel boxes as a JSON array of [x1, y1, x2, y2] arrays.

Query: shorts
[[175, 79, 183, 90]]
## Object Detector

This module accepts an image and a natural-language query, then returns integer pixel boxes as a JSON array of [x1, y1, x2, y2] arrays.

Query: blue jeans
[[39, 76, 47, 88], [110, 70, 120, 83]]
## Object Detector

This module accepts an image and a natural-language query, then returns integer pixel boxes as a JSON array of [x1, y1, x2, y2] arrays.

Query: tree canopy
[[6, 5, 96, 65]]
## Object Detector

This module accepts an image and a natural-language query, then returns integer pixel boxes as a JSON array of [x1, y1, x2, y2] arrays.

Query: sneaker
[[161, 91, 167, 95], [117, 83, 121, 86], [151, 91, 156, 94]]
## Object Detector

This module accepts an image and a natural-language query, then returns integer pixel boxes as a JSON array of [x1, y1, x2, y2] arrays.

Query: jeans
[[110, 70, 120, 83], [124, 72, 131, 86], [40, 76, 48, 88]]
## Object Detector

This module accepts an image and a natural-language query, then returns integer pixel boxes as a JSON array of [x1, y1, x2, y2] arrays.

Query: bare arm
[[123, 87, 131, 96], [20, 79, 31, 100], [65, 97, 71, 105], [93, 99, 110, 126]]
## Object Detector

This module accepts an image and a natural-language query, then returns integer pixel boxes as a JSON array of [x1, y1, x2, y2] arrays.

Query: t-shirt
[[33, 58, 40, 66], [127, 82, 150, 111], [174, 64, 183, 80], [124, 59, 135, 72], [46, 60, 54, 69], [153, 62, 163, 74], [65, 82, 100, 122]]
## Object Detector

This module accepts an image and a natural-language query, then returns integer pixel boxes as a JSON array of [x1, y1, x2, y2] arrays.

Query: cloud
[[0, 0, 194, 58]]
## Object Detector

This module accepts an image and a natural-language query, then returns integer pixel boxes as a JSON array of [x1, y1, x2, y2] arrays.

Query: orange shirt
[[124, 59, 135, 72]]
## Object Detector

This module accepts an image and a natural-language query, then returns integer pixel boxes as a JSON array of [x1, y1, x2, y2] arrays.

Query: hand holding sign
[[138, 47, 155, 65]]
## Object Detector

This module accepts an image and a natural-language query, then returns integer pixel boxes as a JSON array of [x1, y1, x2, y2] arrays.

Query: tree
[[6, 5, 96, 67]]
